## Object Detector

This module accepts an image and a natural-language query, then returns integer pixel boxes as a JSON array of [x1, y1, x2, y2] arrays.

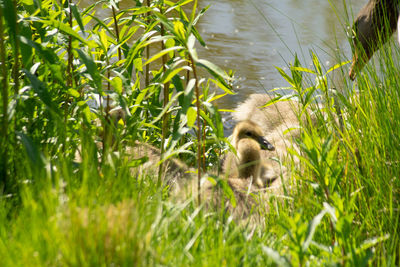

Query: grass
[[0, 0, 399, 266]]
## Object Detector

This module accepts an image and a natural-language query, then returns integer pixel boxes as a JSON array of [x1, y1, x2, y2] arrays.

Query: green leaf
[[180, 78, 195, 113], [70, 3, 86, 35], [214, 105, 224, 139], [75, 49, 102, 91], [192, 5, 209, 26], [260, 95, 284, 108], [208, 92, 228, 102], [99, 29, 109, 51], [187, 34, 198, 61], [173, 20, 186, 41], [82, 105, 92, 122], [20, 0, 34, 4], [2, 0, 17, 48], [326, 60, 351, 74], [86, 12, 116, 38], [22, 69, 58, 113], [186, 106, 196, 128], [290, 66, 316, 74], [196, 59, 233, 94], [162, 67, 184, 84], [48, 64, 64, 84], [133, 58, 143, 72], [187, 5, 209, 46], [196, 59, 231, 81], [111, 77, 123, 94], [276, 66, 295, 87], [131, 88, 148, 114], [312, 52, 322, 75], [144, 46, 184, 65], [150, 91, 184, 124], [38, 19, 88, 45], [165, 0, 193, 8], [17, 132, 44, 170], [302, 208, 327, 251], [153, 12, 175, 36], [67, 89, 80, 98], [214, 176, 236, 208], [209, 79, 235, 95], [165, 38, 175, 57], [19, 21, 33, 68], [131, 6, 152, 15], [199, 109, 215, 132], [19, 36, 58, 64], [217, 109, 235, 113], [160, 142, 194, 165], [128, 156, 149, 167]]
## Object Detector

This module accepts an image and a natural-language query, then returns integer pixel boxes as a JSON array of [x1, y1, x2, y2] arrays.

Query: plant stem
[[158, 5, 170, 185], [189, 54, 202, 204], [12, 0, 19, 98], [202, 123, 206, 171], [66, 0, 74, 86], [0, 6, 8, 190], [11, 0, 20, 190], [104, 63, 111, 156], [145, 0, 150, 88], [64, 0, 74, 154], [112, 5, 121, 62]]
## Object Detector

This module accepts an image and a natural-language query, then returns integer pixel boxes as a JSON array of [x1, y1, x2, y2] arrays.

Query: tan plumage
[[185, 120, 280, 220], [233, 94, 303, 167], [229, 93, 310, 196], [224, 120, 277, 188]]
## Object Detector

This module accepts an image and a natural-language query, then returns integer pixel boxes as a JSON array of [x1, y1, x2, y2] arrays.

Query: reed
[[0, 5, 8, 190]]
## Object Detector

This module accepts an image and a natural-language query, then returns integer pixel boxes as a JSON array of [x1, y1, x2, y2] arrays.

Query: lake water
[[189, 0, 366, 109], [79, 0, 366, 110]]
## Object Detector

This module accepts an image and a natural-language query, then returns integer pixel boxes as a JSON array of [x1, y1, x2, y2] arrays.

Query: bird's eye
[[245, 131, 252, 137]]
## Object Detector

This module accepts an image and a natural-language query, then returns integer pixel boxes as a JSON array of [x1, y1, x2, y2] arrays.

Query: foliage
[[0, 0, 399, 266]]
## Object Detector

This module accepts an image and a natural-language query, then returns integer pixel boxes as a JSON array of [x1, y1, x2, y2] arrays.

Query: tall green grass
[[0, 0, 399, 266]]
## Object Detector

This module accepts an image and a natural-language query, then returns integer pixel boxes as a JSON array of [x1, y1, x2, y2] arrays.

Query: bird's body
[[224, 119, 277, 188], [174, 94, 306, 220], [349, 0, 400, 80]]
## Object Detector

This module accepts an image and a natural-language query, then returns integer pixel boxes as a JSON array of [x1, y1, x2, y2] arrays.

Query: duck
[[233, 93, 305, 161], [349, 0, 400, 80], [182, 120, 277, 220], [223, 120, 277, 188], [229, 93, 312, 196]]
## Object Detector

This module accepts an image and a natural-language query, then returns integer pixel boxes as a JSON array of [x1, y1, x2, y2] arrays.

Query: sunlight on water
[[79, 0, 365, 110]]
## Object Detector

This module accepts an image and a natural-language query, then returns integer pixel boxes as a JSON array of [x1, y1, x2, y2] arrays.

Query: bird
[[349, 0, 400, 80], [154, 95, 303, 220], [223, 120, 277, 188], [169, 119, 277, 220], [232, 93, 304, 162], [229, 93, 312, 197], [187, 120, 277, 220]]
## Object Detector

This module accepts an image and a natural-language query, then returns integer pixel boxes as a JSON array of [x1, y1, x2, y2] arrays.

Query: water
[[192, 0, 365, 109], [79, 0, 366, 110]]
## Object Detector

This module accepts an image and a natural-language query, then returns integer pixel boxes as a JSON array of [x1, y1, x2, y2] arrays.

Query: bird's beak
[[349, 52, 366, 81], [257, 136, 275, 151]]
